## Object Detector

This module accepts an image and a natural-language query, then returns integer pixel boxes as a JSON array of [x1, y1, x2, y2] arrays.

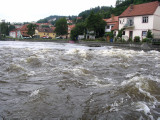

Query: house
[[35, 28, 55, 39], [104, 15, 119, 33], [119, 1, 160, 41]]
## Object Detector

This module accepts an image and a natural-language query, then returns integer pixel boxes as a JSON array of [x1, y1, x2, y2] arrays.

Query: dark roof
[[37, 28, 54, 33], [119, 1, 159, 18]]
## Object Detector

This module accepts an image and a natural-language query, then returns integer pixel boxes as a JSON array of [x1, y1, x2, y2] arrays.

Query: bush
[[146, 30, 153, 38], [134, 36, 140, 42], [142, 38, 152, 43], [128, 38, 132, 43]]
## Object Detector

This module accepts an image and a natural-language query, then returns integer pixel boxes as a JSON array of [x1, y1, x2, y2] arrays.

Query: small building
[[119, 1, 160, 41]]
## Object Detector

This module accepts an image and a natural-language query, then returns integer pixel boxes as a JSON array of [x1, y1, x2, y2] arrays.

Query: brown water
[[0, 41, 160, 120]]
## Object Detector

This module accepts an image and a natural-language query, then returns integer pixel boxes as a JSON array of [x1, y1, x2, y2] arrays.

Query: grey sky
[[0, 0, 116, 22]]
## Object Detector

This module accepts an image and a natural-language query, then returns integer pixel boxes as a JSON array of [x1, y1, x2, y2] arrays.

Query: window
[[122, 31, 125, 35], [142, 31, 147, 37], [142, 16, 148, 23], [44, 33, 45, 35], [107, 25, 110, 29]]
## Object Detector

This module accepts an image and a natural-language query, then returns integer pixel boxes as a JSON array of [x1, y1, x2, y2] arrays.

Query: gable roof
[[104, 16, 119, 23], [37, 28, 54, 33], [119, 1, 160, 18]]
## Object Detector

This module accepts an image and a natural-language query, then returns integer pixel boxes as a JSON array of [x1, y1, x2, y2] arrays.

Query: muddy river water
[[0, 41, 160, 120]]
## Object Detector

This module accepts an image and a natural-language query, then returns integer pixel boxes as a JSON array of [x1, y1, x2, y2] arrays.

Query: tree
[[0, 22, 9, 36], [146, 29, 153, 38], [86, 12, 106, 38], [27, 24, 37, 38], [70, 22, 86, 40], [8, 25, 15, 32], [55, 18, 68, 36], [37, 19, 48, 23]]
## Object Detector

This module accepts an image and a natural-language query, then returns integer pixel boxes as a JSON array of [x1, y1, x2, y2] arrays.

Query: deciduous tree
[[27, 24, 37, 38], [55, 18, 68, 36]]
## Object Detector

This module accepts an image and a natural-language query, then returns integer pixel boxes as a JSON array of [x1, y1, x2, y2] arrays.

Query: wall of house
[[38, 32, 55, 38], [9, 32, 16, 38], [153, 6, 160, 39]]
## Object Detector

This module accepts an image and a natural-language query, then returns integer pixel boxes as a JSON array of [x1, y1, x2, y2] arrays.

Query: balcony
[[123, 19, 134, 29]]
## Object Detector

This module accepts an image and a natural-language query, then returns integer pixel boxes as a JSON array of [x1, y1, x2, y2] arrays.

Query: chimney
[[130, 4, 134, 10]]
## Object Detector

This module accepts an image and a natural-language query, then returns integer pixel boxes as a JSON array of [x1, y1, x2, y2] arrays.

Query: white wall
[[153, 6, 160, 39], [9, 31, 16, 38]]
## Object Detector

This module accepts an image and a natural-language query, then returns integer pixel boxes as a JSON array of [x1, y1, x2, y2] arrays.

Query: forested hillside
[[78, 0, 160, 19]]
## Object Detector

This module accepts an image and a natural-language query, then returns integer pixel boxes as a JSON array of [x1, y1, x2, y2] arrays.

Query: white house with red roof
[[119, 1, 160, 41]]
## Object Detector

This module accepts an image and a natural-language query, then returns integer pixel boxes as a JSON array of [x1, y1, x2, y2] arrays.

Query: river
[[0, 41, 160, 120]]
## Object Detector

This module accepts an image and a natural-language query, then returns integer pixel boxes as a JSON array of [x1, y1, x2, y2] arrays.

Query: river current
[[0, 41, 160, 120]]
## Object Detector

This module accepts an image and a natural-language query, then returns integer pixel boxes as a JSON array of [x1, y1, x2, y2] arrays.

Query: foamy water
[[0, 41, 160, 119]]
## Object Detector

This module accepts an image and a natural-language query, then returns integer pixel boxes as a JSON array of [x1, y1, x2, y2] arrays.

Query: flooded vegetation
[[0, 41, 160, 120]]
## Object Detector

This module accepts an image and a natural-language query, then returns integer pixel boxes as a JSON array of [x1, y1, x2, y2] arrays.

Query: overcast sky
[[0, 0, 116, 23]]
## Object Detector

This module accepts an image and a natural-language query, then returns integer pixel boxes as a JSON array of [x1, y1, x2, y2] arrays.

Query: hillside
[[78, 0, 160, 19]]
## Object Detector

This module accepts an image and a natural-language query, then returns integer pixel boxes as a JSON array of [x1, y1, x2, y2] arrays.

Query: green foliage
[[37, 19, 48, 23], [142, 38, 152, 43], [134, 36, 140, 42], [105, 31, 114, 39], [0, 22, 9, 35], [86, 12, 106, 38], [117, 28, 125, 38], [27, 24, 37, 37], [128, 37, 133, 42], [55, 18, 68, 36], [146, 30, 153, 38], [70, 22, 86, 41], [8, 25, 15, 32], [79, 6, 111, 19]]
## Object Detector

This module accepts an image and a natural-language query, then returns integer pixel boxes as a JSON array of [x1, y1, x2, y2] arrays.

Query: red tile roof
[[37, 28, 54, 33], [68, 25, 75, 30], [120, 1, 160, 18], [104, 16, 119, 23], [112, 22, 119, 30]]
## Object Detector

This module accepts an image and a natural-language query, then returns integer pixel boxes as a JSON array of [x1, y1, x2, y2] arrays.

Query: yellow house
[[35, 27, 56, 39]]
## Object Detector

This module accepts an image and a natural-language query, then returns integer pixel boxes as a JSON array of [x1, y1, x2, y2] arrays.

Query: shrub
[[134, 36, 140, 42], [142, 38, 152, 43], [128, 38, 132, 43], [146, 30, 153, 38]]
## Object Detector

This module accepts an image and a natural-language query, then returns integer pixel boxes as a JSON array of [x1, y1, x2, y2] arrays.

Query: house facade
[[35, 28, 55, 39], [119, 1, 160, 41]]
